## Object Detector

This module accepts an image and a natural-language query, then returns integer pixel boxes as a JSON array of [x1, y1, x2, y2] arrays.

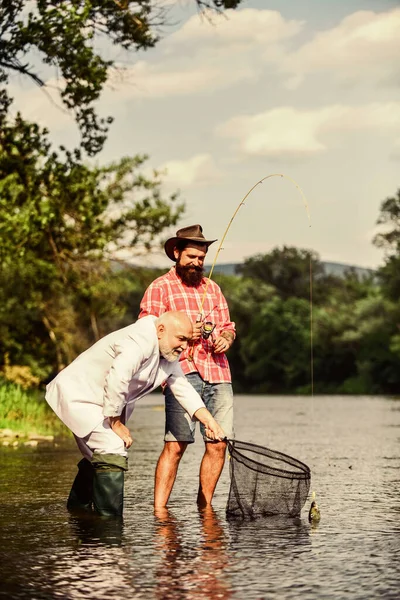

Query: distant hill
[[322, 261, 375, 279], [207, 261, 375, 279]]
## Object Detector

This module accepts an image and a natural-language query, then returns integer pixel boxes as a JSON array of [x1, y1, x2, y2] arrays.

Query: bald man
[[45, 312, 224, 517]]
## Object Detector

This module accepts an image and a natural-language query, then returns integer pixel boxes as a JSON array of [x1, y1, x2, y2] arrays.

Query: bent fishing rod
[[195, 173, 314, 395]]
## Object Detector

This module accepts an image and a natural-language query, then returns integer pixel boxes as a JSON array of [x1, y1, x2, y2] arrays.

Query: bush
[[0, 380, 69, 436]]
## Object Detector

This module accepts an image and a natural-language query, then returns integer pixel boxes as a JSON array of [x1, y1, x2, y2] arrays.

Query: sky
[[9, 0, 400, 269]]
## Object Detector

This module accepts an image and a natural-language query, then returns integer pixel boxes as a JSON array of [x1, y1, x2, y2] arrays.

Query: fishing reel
[[201, 321, 216, 340]]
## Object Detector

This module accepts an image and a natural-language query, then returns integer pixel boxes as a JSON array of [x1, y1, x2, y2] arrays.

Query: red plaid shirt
[[139, 267, 235, 383]]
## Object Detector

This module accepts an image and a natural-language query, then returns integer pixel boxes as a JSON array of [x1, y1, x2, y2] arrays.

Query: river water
[[0, 395, 399, 599]]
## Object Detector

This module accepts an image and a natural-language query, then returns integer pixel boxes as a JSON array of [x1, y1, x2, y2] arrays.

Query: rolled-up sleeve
[[103, 338, 144, 418], [167, 362, 205, 418]]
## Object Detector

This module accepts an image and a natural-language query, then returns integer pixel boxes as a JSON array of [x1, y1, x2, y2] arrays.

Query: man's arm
[[213, 329, 235, 354], [166, 362, 223, 439], [109, 416, 133, 448], [167, 362, 205, 417], [192, 407, 225, 441], [167, 363, 225, 439]]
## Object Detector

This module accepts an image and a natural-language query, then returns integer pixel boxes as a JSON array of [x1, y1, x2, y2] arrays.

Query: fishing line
[[198, 173, 314, 396]]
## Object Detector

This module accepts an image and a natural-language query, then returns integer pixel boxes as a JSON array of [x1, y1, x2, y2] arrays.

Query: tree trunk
[[90, 311, 101, 341], [42, 315, 65, 371]]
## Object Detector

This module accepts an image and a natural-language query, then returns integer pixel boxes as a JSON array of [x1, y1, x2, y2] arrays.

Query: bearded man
[[139, 225, 235, 508]]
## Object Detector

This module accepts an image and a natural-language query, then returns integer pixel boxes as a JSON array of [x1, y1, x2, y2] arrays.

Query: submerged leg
[[67, 458, 94, 512], [91, 453, 128, 517]]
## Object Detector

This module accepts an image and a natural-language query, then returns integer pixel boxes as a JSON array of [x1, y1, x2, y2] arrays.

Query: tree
[[237, 246, 336, 304], [0, 112, 183, 374], [373, 189, 400, 301], [0, 0, 243, 155], [336, 293, 400, 394], [374, 189, 400, 253], [213, 273, 277, 391], [238, 296, 311, 393], [220, 251, 379, 393]]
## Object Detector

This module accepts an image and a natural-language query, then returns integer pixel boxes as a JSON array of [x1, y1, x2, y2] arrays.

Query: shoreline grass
[[0, 380, 70, 438]]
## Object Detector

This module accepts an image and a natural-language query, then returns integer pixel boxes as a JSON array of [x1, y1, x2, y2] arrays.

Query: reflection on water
[[69, 513, 124, 547], [1, 395, 399, 599], [154, 506, 232, 600]]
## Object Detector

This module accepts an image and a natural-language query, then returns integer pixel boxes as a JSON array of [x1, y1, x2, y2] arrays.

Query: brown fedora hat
[[164, 224, 217, 262]]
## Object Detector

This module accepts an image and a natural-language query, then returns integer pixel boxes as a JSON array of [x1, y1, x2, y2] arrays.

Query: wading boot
[[67, 458, 94, 513], [91, 453, 128, 517]]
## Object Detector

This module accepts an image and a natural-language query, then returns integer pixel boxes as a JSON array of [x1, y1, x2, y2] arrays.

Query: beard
[[176, 262, 204, 287], [159, 340, 181, 363]]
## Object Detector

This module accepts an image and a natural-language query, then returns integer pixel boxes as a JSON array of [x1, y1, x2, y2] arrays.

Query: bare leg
[[197, 440, 227, 508], [154, 441, 188, 508]]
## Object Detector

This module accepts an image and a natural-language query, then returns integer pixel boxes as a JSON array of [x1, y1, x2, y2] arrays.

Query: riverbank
[[0, 380, 70, 443]]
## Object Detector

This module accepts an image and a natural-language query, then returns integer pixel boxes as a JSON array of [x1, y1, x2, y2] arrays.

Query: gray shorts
[[164, 372, 234, 443]]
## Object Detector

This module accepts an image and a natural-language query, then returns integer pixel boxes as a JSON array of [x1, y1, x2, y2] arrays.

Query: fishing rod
[[196, 173, 314, 395]]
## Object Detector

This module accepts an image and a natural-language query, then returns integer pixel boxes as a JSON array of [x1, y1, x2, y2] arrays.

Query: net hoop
[[226, 438, 311, 481]]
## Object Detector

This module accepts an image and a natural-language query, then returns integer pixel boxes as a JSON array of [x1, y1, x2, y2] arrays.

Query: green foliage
[[374, 189, 400, 301], [0, 111, 183, 374], [375, 255, 400, 302], [0, 113, 183, 264], [239, 297, 311, 393], [216, 242, 398, 394], [237, 246, 341, 304], [213, 274, 276, 391], [0, 380, 69, 436], [346, 294, 400, 393], [311, 300, 358, 391], [373, 189, 400, 253]]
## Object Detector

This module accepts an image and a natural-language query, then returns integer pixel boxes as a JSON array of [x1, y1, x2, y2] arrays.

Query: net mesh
[[226, 439, 311, 519]]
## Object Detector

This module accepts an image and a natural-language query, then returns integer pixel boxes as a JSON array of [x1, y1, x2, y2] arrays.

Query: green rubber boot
[[91, 453, 128, 517], [67, 458, 94, 512]]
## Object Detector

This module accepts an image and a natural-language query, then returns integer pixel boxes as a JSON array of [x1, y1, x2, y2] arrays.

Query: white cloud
[[106, 59, 256, 98], [217, 103, 400, 159], [105, 9, 302, 99], [158, 153, 222, 187], [283, 8, 400, 88], [168, 8, 303, 48], [107, 7, 400, 98]]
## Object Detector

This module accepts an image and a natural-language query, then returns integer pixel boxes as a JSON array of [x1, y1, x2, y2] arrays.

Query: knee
[[162, 442, 188, 462], [205, 440, 227, 458]]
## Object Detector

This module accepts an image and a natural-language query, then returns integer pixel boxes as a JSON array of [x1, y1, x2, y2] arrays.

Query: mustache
[[176, 261, 204, 287]]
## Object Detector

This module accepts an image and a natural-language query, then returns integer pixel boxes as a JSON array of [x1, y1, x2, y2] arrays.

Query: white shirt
[[45, 315, 205, 437]]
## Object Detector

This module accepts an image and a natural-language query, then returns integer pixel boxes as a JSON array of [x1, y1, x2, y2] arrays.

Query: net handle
[[224, 437, 234, 450]]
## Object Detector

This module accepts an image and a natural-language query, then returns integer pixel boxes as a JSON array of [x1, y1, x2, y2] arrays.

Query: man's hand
[[213, 330, 234, 354], [194, 407, 225, 441], [109, 416, 133, 449], [191, 320, 203, 341]]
